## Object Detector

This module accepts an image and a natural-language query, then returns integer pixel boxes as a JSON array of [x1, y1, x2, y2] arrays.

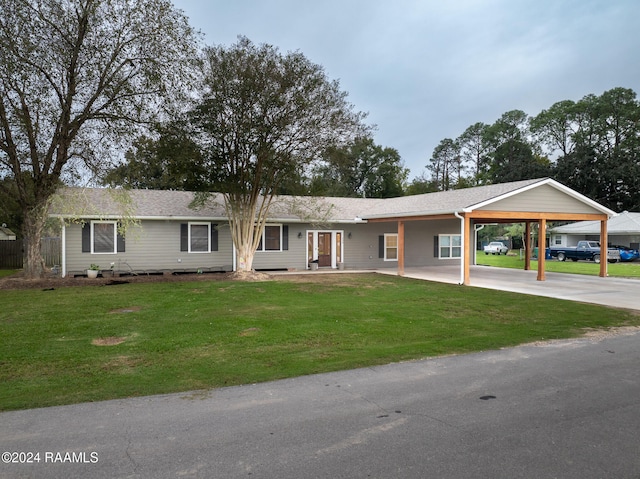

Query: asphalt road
[[1, 330, 640, 479]]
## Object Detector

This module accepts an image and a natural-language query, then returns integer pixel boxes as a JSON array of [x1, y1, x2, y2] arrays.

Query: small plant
[[89, 264, 100, 271]]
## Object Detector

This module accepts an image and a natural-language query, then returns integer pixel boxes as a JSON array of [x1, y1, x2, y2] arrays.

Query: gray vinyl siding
[[343, 222, 395, 269], [252, 224, 306, 270], [63, 218, 468, 274], [343, 219, 462, 269], [64, 220, 233, 275], [479, 184, 603, 214], [405, 219, 462, 266]]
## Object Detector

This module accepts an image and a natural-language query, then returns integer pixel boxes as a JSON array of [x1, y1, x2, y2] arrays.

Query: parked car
[[610, 245, 639, 262], [549, 240, 620, 263], [484, 242, 509, 255]]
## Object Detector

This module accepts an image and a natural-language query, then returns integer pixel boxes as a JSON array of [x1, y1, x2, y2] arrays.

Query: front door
[[317, 232, 332, 267]]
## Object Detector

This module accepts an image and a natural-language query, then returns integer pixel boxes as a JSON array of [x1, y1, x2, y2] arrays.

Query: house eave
[[49, 214, 367, 224]]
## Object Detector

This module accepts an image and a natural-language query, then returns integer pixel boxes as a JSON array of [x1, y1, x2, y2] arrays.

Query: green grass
[[0, 269, 19, 279], [477, 252, 640, 278], [1, 273, 638, 411]]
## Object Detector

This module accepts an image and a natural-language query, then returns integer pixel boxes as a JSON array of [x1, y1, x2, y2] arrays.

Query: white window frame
[[439, 234, 462, 259], [91, 221, 117, 254], [384, 233, 398, 261], [257, 224, 282, 252], [188, 222, 211, 253]]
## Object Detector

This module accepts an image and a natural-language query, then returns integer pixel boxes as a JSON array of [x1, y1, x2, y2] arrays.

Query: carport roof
[[360, 177, 616, 220]]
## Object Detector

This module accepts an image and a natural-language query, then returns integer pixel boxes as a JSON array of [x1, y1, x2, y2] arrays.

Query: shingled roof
[[51, 178, 611, 223], [551, 211, 640, 235]]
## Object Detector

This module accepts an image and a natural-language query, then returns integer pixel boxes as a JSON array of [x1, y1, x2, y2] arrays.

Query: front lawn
[[1, 273, 638, 411], [0, 269, 19, 279], [477, 252, 640, 278]]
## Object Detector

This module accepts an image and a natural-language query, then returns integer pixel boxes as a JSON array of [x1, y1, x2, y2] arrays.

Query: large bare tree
[[0, 0, 199, 277], [192, 37, 368, 273]]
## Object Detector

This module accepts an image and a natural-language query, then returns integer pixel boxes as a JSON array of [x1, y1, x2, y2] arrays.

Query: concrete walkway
[[380, 265, 640, 311]]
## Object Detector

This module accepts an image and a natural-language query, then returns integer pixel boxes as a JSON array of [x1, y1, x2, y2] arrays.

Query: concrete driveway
[[382, 265, 640, 311]]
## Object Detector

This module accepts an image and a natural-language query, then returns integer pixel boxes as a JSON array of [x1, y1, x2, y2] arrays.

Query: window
[[257, 225, 282, 252], [180, 223, 217, 253], [384, 234, 398, 261], [92, 221, 117, 254], [82, 221, 124, 254], [554, 235, 562, 245], [188, 222, 210, 253], [439, 234, 461, 259]]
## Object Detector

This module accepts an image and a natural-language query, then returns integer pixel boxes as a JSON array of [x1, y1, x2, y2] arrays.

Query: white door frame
[[306, 230, 344, 269]]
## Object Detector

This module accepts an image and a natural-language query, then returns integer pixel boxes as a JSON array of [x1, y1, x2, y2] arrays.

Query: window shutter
[[434, 236, 439, 257], [116, 224, 125, 252], [180, 224, 188, 251], [211, 223, 218, 251], [117, 233, 125, 252], [82, 224, 91, 253], [378, 235, 384, 258], [282, 225, 289, 251]]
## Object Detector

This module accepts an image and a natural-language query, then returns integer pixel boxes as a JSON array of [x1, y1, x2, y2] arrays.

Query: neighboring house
[[49, 178, 616, 284], [0, 224, 17, 241], [550, 211, 640, 249]]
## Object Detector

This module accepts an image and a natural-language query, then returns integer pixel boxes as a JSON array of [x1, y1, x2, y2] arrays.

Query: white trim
[[438, 233, 462, 259], [383, 233, 398, 262], [50, 214, 366, 224], [91, 220, 117, 254], [256, 224, 283, 252], [306, 229, 345, 269], [188, 221, 211, 253], [61, 221, 67, 278]]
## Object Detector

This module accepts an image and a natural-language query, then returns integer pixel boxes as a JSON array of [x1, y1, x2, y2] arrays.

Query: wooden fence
[[0, 237, 61, 269]]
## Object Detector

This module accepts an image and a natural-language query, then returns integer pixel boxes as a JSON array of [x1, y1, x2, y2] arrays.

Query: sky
[[174, 0, 640, 180]]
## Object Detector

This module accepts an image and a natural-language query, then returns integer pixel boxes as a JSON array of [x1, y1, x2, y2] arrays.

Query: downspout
[[454, 211, 464, 285], [232, 241, 237, 272]]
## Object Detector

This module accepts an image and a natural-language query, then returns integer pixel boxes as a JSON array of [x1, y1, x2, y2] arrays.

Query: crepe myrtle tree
[[191, 37, 369, 273], [0, 0, 199, 277]]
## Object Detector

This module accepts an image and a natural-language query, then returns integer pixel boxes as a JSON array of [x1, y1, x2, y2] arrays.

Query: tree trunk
[[22, 206, 47, 278], [236, 242, 255, 272]]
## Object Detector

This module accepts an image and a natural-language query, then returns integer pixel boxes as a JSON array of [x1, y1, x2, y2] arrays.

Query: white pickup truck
[[484, 242, 509, 255]]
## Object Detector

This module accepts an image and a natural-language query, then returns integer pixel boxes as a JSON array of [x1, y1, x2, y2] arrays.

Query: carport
[[364, 178, 617, 285]]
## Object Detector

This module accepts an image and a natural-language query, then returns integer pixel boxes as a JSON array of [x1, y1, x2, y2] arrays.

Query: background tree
[[540, 88, 640, 211], [457, 122, 491, 185], [0, 0, 199, 277], [427, 138, 461, 191], [0, 178, 23, 237], [529, 100, 578, 158], [309, 137, 407, 198], [405, 172, 439, 195], [191, 37, 367, 273], [103, 121, 208, 190], [485, 110, 551, 183]]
